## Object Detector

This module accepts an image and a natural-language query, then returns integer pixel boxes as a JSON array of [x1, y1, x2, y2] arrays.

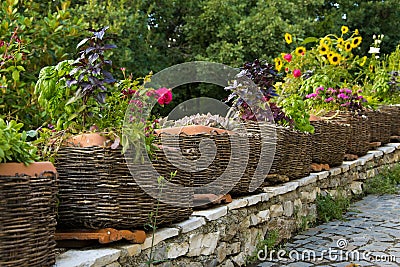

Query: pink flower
[[325, 97, 334, 102], [283, 54, 292, 62], [357, 95, 364, 100], [293, 69, 301, 78], [345, 88, 352, 94], [0, 40, 4, 47], [156, 87, 173, 105], [357, 89, 363, 93], [306, 93, 318, 99], [337, 93, 349, 99], [316, 86, 324, 93], [327, 87, 337, 93]]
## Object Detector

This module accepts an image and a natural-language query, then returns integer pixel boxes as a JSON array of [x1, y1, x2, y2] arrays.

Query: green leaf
[[302, 37, 319, 45], [12, 70, 20, 81]]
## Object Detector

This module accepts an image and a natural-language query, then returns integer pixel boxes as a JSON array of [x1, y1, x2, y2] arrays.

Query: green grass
[[364, 164, 400, 195], [316, 190, 350, 223]]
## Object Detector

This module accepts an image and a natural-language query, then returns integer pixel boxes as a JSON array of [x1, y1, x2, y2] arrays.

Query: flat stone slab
[[55, 248, 120, 267], [192, 206, 227, 221]]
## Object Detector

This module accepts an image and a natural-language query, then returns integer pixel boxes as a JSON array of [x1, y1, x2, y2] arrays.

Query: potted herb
[[34, 27, 192, 230], [0, 118, 58, 266], [225, 59, 313, 183]]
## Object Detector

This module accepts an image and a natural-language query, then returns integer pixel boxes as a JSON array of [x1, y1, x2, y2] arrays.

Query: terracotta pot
[[64, 132, 108, 147], [0, 161, 57, 177]]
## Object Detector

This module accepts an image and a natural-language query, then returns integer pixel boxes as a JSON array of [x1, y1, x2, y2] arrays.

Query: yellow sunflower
[[328, 52, 341, 65], [274, 57, 283, 72], [344, 41, 352, 52], [351, 36, 362, 48], [341, 26, 349, 34], [369, 64, 374, 72], [318, 43, 329, 55], [320, 37, 331, 46], [359, 56, 367, 67], [295, 46, 306, 56], [285, 33, 293, 44]]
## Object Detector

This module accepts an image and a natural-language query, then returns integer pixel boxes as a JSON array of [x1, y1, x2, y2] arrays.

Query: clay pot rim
[[0, 161, 57, 177]]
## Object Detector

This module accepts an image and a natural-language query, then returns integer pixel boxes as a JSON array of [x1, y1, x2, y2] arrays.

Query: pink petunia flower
[[325, 97, 334, 102], [306, 93, 318, 99], [156, 87, 173, 105], [345, 88, 352, 94], [283, 54, 292, 62], [293, 69, 301, 78]]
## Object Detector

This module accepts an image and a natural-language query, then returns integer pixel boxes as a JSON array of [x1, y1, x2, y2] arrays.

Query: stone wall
[[55, 143, 400, 267]]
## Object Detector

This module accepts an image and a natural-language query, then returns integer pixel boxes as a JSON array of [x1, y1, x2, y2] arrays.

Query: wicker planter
[[365, 109, 392, 144], [268, 126, 312, 180], [327, 111, 370, 156], [156, 125, 266, 196], [310, 119, 351, 166], [55, 133, 193, 230], [0, 162, 58, 267], [379, 105, 400, 136]]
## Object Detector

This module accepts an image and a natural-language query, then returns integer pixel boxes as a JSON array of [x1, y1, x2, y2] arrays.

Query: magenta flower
[[337, 93, 349, 99], [0, 40, 4, 47], [306, 93, 318, 99], [357, 89, 363, 93], [344, 88, 352, 94], [341, 102, 350, 107], [324, 97, 334, 102], [316, 86, 324, 93], [156, 87, 173, 105], [283, 54, 292, 62], [327, 87, 337, 93], [293, 69, 301, 78], [357, 95, 364, 99]]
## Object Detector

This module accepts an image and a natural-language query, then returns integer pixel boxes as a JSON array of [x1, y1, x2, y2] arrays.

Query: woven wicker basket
[[379, 105, 400, 136], [365, 109, 392, 144], [56, 145, 193, 230], [310, 120, 351, 166], [157, 124, 274, 196], [0, 170, 58, 267], [233, 122, 276, 195], [268, 126, 312, 180], [327, 111, 370, 156]]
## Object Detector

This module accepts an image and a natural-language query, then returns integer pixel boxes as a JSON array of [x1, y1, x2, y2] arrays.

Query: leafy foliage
[[316, 191, 350, 223], [66, 26, 117, 127], [0, 118, 38, 164], [364, 165, 400, 195]]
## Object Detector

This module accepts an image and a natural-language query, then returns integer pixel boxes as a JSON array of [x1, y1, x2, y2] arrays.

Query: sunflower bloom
[[328, 52, 341, 65], [344, 41, 352, 52], [341, 26, 349, 34], [274, 57, 283, 72], [369, 64, 374, 72], [285, 33, 293, 44], [318, 43, 329, 55], [359, 56, 367, 66], [320, 37, 331, 46], [295, 46, 306, 56], [351, 36, 362, 48]]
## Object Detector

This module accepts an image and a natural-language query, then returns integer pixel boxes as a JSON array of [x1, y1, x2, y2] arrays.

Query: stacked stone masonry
[[55, 143, 400, 267]]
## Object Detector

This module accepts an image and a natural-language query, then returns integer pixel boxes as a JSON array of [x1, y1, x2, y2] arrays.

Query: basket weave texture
[[56, 146, 193, 229], [379, 106, 400, 136], [269, 126, 312, 180], [365, 110, 392, 144], [327, 111, 370, 156], [0, 171, 58, 267], [310, 120, 351, 166]]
